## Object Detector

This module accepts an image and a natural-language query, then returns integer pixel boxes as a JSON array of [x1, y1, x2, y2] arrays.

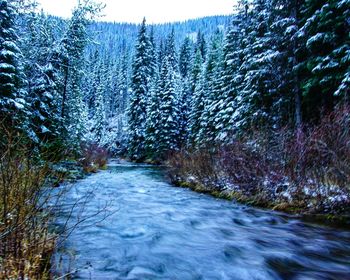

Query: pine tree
[[128, 18, 153, 160], [93, 75, 106, 144], [149, 27, 158, 79], [187, 49, 204, 146], [177, 77, 190, 146], [197, 29, 224, 145], [233, 0, 278, 132], [178, 37, 194, 146], [214, 16, 243, 141], [300, 0, 350, 120], [145, 77, 161, 158], [115, 51, 130, 117], [196, 30, 207, 62], [179, 37, 193, 79], [157, 57, 180, 156], [30, 63, 61, 142], [188, 66, 206, 146], [22, 12, 62, 143], [60, 3, 92, 146], [0, 0, 28, 132], [190, 48, 203, 95], [165, 29, 178, 70]]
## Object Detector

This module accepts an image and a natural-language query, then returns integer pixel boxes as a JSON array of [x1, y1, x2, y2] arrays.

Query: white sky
[[36, 0, 235, 24]]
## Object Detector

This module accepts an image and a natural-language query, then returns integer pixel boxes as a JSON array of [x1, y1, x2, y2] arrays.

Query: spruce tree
[[189, 66, 206, 146], [190, 49, 203, 95], [128, 18, 153, 160], [0, 0, 28, 132], [60, 3, 92, 146], [22, 12, 62, 143], [157, 57, 180, 156], [300, 0, 350, 120], [196, 30, 207, 62], [145, 78, 161, 158], [214, 17, 243, 141], [197, 29, 224, 145], [93, 75, 106, 144], [233, 0, 277, 131], [165, 29, 178, 70], [179, 37, 193, 79]]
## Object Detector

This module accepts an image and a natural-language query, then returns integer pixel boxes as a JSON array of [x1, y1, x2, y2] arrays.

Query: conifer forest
[[0, 0, 350, 279]]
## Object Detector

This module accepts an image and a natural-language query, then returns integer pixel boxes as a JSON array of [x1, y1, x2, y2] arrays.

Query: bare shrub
[[167, 106, 350, 212], [284, 105, 350, 189], [0, 129, 54, 279], [79, 143, 109, 173]]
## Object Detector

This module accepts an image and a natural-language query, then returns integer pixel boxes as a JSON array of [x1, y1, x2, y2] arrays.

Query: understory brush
[[0, 127, 110, 278], [79, 143, 109, 173], [167, 106, 350, 215], [0, 133, 55, 279]]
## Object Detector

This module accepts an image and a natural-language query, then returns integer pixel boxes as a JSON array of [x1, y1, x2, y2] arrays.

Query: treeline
[[127, 0, 349, 161], [80, 15, 230, 153]]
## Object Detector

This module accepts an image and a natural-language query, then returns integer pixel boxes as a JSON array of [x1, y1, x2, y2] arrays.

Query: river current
[[55, 160, 350, 279]]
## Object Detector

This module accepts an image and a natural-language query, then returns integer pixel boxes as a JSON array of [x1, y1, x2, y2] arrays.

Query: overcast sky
[[36, 0, 235, 24]]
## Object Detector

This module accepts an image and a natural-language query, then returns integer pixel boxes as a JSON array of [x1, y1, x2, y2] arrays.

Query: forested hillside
[[82, 15, 231, 153]]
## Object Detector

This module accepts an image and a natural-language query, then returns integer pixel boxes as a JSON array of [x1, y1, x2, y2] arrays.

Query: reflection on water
[[55, 161, 350, 279]]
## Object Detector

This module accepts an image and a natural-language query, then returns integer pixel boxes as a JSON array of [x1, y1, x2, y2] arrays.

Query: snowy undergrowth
[[167, 108, 350, 217]]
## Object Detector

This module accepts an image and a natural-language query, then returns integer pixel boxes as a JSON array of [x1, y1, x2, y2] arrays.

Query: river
[[55, 160, 350, 279]]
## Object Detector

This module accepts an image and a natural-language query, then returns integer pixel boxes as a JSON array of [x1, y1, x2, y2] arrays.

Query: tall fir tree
[[197, 29, 224, 145], [156, 57, 180, 157], [179, 37, 193, 79], [0, 0, 28, 134], [92, 72, 106, 144], [128, 18, 154, 160], [214, 16, 243, 141], [60, 3, 92, 146], [299, 0, 350, 121]]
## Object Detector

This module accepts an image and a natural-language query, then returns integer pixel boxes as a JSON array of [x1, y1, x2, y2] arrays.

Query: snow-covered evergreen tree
[[92, 75, 106, 144], [190, 48, 203, 95], [21, 12, 63, 143], [179, 37, 193, 79], [188, 66, 206, 146], [197, 29, 224, 145], [30, 63, 61, 142], [145, 38, 182, 159], [214, 16, 243, 141], [156, 57, 180, 156], [232, 0, 278, 131], [0, 0, 28, 131], [145, 77, 161, 158], [60, 3, 92, 146], [299, 0, 350, 119], [165, 29, 178, 70], [196, 30, 207, 62], [128, 18, 154, 160]]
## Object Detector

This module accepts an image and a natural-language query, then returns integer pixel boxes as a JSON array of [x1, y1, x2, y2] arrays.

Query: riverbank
[[169, 175, 350, 227], [166, 113, 350, 226], [0, 143, 108, 279]]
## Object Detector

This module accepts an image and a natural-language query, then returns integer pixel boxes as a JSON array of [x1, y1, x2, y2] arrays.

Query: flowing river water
[[55, 160, 350, 279]]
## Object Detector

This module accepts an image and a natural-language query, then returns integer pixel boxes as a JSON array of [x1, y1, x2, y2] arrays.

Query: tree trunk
[[291, 0, 302, 129], [61, 64, 69, 119]]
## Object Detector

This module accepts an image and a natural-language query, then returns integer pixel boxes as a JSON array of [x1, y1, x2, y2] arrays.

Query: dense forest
[[0, 0, 349, 278]]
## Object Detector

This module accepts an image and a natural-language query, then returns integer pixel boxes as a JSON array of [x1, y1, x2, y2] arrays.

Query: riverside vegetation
[[167, 106, 350, 222]]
